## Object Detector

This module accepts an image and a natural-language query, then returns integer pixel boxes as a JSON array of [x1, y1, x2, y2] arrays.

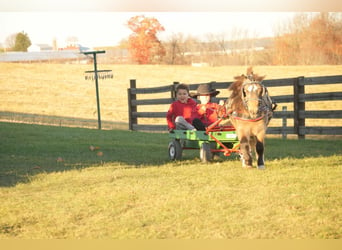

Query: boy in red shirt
[[166, 83, 205, 131]]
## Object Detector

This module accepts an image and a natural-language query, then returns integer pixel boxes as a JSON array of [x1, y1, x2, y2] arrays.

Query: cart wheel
[[168, 139, 182, 161], [200, 142, 212, 163]]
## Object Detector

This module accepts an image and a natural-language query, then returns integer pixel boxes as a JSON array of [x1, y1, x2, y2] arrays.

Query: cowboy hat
[[190, 83, 220, 98]]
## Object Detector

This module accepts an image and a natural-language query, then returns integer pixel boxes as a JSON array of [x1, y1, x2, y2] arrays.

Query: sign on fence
[[83, 50, 113, 130]]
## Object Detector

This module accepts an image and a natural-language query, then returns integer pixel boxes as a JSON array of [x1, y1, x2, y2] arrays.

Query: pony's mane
[[228, 67, 265, 111]]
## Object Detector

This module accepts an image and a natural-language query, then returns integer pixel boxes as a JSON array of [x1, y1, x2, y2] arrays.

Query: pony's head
[[241, 78, 266, 118], [228, 67, 266, 119]]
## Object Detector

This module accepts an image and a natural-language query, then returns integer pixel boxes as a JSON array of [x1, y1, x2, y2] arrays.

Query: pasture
[[0, 122, 341, 239], [0, 63, 341, 239], [1, 63, 342, 129]]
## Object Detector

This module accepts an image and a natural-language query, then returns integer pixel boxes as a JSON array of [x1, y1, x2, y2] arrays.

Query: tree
[[273, 13, 342, 65], [127, 15, 165, 64], [13, 31, 31, 52], [5, 33, 17, 51], [163, 33, 186, 65]]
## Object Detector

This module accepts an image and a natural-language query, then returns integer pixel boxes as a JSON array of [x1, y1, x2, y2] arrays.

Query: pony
[[226, 67, 276, 169]]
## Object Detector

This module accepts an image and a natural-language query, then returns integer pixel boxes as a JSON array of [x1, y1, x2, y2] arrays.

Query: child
[[191, 83, 225, 129], [166, 83, 204, 131]]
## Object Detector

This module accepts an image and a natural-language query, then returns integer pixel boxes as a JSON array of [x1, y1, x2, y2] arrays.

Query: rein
[[230, 112, 265, 122]]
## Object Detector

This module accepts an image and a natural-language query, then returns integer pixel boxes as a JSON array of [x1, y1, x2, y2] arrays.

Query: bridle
[[225, 72, 277, 122], [241, 77, 265, 114]]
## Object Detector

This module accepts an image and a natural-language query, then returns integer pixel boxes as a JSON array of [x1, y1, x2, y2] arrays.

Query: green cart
[[168, 122, 240, 163]]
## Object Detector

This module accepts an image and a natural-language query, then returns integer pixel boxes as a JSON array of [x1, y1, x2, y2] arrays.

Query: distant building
[[59, 44, 90, 52], [28, 44, 53, 52]]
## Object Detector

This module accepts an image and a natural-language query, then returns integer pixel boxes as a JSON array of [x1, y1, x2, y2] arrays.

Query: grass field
[[1, 63, 341, 128], [0, 122, 341, 239], [1, 63, 341, 239]]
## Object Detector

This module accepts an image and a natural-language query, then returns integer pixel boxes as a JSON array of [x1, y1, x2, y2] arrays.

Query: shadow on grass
[[0, 122, 341, 187], [0, 122, 170, 187]]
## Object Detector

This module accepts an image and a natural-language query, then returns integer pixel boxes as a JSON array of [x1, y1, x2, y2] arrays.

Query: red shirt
[[197, 103, 220, 126], [166, 98, 199, 129]]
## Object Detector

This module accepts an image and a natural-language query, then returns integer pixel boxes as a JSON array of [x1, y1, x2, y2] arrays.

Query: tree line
[[273, 12, 342, 65], [124, 12, 342, 65], [2, 13, 341, 65]]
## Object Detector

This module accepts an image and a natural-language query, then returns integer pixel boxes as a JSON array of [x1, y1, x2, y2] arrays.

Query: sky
[[0, 12, 299, 48], [0, 0, 340, 49]]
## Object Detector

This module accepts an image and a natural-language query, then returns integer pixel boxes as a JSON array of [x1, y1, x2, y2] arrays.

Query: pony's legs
[[250, 136, 256, 156], [255, 135, 265, 170], [239, 134, 265, 169], [239, 136, 253, 168]]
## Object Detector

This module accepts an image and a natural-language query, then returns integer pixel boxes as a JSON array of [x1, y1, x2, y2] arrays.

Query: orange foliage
[[127, 15, 166, 64], [273, 13, 342, 65]]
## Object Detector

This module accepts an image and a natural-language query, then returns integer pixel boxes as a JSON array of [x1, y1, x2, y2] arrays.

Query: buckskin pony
[[225, 67, 277, 169]]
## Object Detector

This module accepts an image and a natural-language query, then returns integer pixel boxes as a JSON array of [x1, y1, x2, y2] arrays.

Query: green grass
[[0, 122, 341, 239]]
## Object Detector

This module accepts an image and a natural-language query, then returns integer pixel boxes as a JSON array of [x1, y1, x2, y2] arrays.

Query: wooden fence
[[127, 75, 342, 139]]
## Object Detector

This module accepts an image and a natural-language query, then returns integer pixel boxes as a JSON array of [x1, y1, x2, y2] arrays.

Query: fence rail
[[127, 75, 342, 138]]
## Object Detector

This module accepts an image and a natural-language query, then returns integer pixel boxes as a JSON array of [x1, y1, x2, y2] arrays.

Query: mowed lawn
[[0, 122, 341, 239]]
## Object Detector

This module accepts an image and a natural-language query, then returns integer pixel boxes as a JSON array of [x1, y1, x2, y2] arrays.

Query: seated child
[[191, 83, 225, 130], [166, 83, 205, 131]]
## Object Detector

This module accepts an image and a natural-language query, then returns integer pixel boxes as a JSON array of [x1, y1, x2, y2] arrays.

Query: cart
[[168, 118, 240, 162]]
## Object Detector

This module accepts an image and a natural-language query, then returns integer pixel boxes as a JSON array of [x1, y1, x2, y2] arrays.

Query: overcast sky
[[1, 12, 299, 48], [0, 0, 340, 48]]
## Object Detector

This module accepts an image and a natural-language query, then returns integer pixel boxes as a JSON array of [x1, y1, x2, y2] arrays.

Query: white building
[[28, 44, 53, 52]]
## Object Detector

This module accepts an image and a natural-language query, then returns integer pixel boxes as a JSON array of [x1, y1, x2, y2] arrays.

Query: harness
[[226, 76, 277, 122], [230, 112, 266, 122]]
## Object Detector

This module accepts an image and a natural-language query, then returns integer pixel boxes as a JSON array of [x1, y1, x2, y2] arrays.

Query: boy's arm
[[197, 104, 206, 115], [166, 103, 176, 130]]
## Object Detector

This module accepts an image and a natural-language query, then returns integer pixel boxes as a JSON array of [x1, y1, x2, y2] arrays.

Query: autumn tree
[[127, 15, 165, 64], [273, 13, 342, 65], [13, 31, 31, 52]]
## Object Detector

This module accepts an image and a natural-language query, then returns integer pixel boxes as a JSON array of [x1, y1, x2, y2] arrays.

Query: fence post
[[282, 106, 287, 139], [128, 79, 137, 131], [293, 76, 305, 139], [172, 82, 179, 100]]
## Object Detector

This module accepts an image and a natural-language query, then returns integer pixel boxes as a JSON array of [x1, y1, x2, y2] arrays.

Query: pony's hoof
[[257, 165, 265, 170]]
